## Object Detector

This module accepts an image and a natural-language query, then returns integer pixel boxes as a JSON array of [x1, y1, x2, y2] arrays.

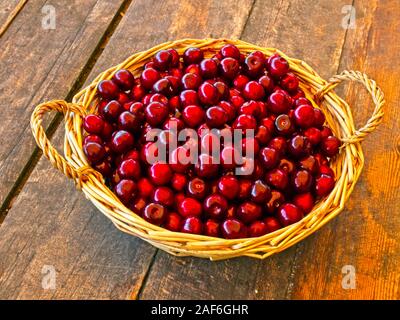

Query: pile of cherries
[[82, 44, 341, 239]]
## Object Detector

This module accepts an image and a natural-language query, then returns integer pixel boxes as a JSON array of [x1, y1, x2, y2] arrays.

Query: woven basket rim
[[30, 38, 384, 260]]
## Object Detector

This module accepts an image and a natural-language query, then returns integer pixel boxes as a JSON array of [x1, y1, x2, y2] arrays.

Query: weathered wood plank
[[139, 0, 352, 300], [0, 0, 26, 37], [288, 0, 400, 299], [0, 0, 126, 209], [0, 0, 255, 299]]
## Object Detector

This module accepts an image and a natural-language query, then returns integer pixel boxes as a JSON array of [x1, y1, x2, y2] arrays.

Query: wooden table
[[0, 0, 399, 300]]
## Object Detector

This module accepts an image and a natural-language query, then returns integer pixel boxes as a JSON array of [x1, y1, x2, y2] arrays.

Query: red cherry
[[148, 162, 172, 186], [268, 137, 287, 155], [313, 108, 326, 127], [130, 83, 146, 101], [204, 219, 221, 237], [153, 50, 172, 71], [266, 190, 286, 215], [232, 114, 257, 130], [220, 44, 240, 59], [153, 78, 172, 96], [288, 135, 311, 158], [275, 114, 294, 136], [180, 89, 199, 106], [187, 177, 207, 199], [219, 57, 239, 79], [115, 179, 137, 204], [152, 186, 174, 207], [198, 82, 219, 105], [183, 47, 204, 65], [320, 126, 333, 140], [267, 91, 291, 114], [143, 203, 166, 225], [280, 72, 299, 92], [111, 130, 134, 154], [200, 58, 218, 78], [84, 134, 103, 146], [83, 142, 105, 164], [167, 49, 180, 67], [319, 164, 335, 177], [236, 201, 262, 224], [321, 136, 341, 157], [113, 69, 135, 90], [182, 105, 205, 128], [240, 100, 260, 118], [169, 146, 192, 173], [292, 170, 313, 193], [118, 111, 140, 132], [293, 192, 315, 214], [234, 74, 250, 90], [244, 54, 264, 78], [140, 68, 160, 90], [195, 154, 219, 178], [249, 221, 268, 237], [217, 176, 240, 200], [181, 73, 202, 90], [267, 54, 289, 78], [83, 115, 104, 135], [137, 177, 155, 198], [238, 179, 252, 200], [206, 106, 227, 128], [164, 212, 182, 232], [221, 219, 247, 239], [118, 159, 141, 180], [277, 203, 304, 227], [185, 64, 201, 76], [218, 101, 236, 122], [298, 155, 319, 174], [304, 127, 322, 146], [264, 216, 282, 233], [203, 194, 228, 220], [97, 80, 120, 100], [145, 102, 169, 126], [259, 147, 280, 169], [171, 173, 187, 192], [294, 104, 315, 128], [259, 75, 274, 93], [315, 174, 335, 197], [178, 198, 202, 218], [181, 217, 203, 234], [102, 100, 123, 121], [214, 81, 229, 100], [250, 180, 272, 204], [265, 168, 289, 191], [243, 81, 265, 100]]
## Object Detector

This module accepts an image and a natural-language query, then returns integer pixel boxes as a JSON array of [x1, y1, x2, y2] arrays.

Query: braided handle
[[30, 100, 98, 187], [314, 70, 385, 144]]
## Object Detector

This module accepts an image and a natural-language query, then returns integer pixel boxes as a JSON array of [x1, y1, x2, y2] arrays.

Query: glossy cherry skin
[[200, 58, 218, 78], [233, 74, 250, 90], [153, 78, 172, 96], [83, 115, 104, 135], [152, 186, 174, 207], [293, 192, 315, 214], [187, 177, 207, 199], [320, 126, 333, 140], [145, 102, 169, 127], [219, 57, 240, 79], [268, 137, 287, 156], [181, 217, 203, 234], [313, 108, 326, 127], [265, 168, 289, 191], [275, 114, 294, 136], [114, 179, 137, 204], [250, 180, 272, 204], [203, 194, 228, 220], [113, 69, 135, 90], [206, 106, 228, 128], [220, 44, 240, 59], [164, 212, 182, 232], [178, 197, 202, 218], [321, 136, 341, 157], [143, 203, 166, 225], [183, 47, 204, 65], [218, 101, 236, 123], [288, 135, 312, 158], [280, 72, 299, 92], [264, 216, 282, 233], [319, 164, 335, 177], [118, 111, 141, 132], [238, 179, 252, 200], [267, 54, 289, 78], [294, 104, 315, 128], [167, 48, 180, 66], [83, 142, 105, 164], [181, 73, 202, 90], [314, 174, 335, 197], [278, 158, 295, 174], [259, 75, 274, 93], [236, 201, 262, 224], [169, 146, 192, 173], [255, 125, 272, 145], [291, 170, 313, 193], [198, 82, 219, 105], [148, 162, 173, 186], [118, 159, 141, 180], [259, 147, 279, 169], [182, 105, 205, 128], [140, 68, 160, 90], [137, 177, 155, 199], [97, 80, 120, 100], [217, 176, 240, 200], [195, 154, 219, 179], [298, 155, 319, 174], [180, 89, 199, 106], [111, 130, 134, 154], [277, 203, 304, 227], [204, 219, 221, 237], [249, 221, 268, 237], [266, 190, 286, 215], [304, 127, 322, 146], [221, 219, 247, 239], [102, 100, 123, 121], [171, 173, 187, 192], [153, 50, 172, 70], [267, 91, 291, 114], [244, 54, 264, 78], [243, 81, 265, 101], [232, 114, 257, 131]]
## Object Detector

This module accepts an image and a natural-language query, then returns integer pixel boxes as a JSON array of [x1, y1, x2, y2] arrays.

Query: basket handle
[[314, 70, 385, 144], [30, 99, 100, 188]]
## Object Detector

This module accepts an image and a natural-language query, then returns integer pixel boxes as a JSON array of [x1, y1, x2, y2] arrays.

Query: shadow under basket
[[30, 38, 384, 260]]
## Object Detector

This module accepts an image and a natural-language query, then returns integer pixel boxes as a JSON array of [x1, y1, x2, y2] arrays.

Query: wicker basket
[[30, 39, 384, 260]]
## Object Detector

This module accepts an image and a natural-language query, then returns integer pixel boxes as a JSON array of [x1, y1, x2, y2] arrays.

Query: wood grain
[[139, 0, 352, 300], [288, 0, 400, 300], [0, 0, 27, 37], [0, 0, 126, 209], [0, 0, 255, 299]]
